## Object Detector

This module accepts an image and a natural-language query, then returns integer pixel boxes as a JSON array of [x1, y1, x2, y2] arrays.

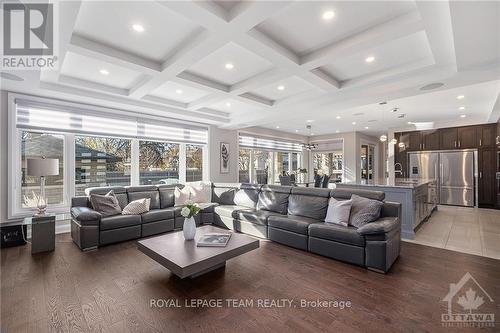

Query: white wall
[[1, 90, 8, 222], [208, 126, 239, 183]]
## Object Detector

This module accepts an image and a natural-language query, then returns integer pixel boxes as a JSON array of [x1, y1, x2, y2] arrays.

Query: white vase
[[183, 217, 196, 240]]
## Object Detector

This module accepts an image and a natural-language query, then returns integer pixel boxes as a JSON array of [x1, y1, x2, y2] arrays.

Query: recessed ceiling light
[[335, 130, 339, 133], [407, 121, 413, 124], [277, 85, 285, 91], [276, 125, 280, 129], [458, 106, 465, 110], [352, 121, 356, 125], [460, 114, 466, 118], [420, 82, 444, 91], [225, 63, 234, 70], [335, 115, 341, 119], [132, 24, 145, 33], [295, 129, 299, 132], [311, 132, 315, 136], [99, 69, 109, 75], [322, 11, 335, 20], [175, 89, 183, 94], [457, 95, 465, 100], [225, 102, 231, 107], [364, 126, 369, 129], [365, 56, 375, 63], [306, 119, 314, 123]]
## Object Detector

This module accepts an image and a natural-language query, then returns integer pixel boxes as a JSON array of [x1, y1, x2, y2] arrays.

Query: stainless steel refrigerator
[[408, 150, 476, 207]]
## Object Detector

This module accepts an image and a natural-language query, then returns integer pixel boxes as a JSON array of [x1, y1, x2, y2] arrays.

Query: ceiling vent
[[397, 113, 406, 119]]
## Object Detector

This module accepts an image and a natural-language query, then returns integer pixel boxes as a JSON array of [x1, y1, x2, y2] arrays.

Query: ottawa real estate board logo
[[441, 272, 495, 328], [2, 2, 58, 69]]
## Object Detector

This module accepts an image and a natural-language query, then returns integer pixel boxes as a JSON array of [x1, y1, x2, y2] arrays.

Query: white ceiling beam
[[58, 75, 128, 96], [68, 34, 161, 74], [40, 1, 82, 84], [141, 95, 188, 109], [229, 68, 288, 95], [300, 11, 425, 70], [40, 81, 230, 124], [239, 93, 274, 106]]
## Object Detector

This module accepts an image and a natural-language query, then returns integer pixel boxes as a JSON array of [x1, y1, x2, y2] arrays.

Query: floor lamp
[[27, 158, 59, 215]]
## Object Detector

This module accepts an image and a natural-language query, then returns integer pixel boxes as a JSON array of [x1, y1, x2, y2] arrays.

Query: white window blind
[[239, 135, 302, 152], [15, 99, 208, 144]]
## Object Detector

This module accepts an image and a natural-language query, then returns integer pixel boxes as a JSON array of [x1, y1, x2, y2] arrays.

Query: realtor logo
[[2, 2, 58, 69], [441, 272, 495, 328]]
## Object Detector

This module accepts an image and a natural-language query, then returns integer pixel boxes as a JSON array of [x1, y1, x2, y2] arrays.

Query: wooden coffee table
[[137, 225, 259, 279]]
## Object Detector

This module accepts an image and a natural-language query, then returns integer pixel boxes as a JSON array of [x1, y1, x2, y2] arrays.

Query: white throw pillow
[[174, 186, 192, 206], [325, 198, 352, 227], [188, 182, 211, 203], [122, 198, 151, 215]]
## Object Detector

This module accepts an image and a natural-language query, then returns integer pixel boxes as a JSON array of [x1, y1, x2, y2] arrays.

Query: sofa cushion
[[257, 184, 291, 214], [141, 208, 176, 223], [268, 215, 321, 235], [233, 184, 260, 209], [157, 184, 179, 208], [85, 186, 128, 209], [197, 202, 218, 213], [123, 198, 151, 215], [214, 205, 248, 219], [325, 198, 352, 226], [187, 181, 212, 203], [89, 191, 122, 217], [234, 209, 283, 226], [331, 188, 385, 201], [212, 183, 238, 205], [349, 194, 383, 228], [126, 186, 160, 209], [288, 187, 330, 220], [308, 223, 365, 246], [174, 186, 191, 206], [100, 214, 141, 231]]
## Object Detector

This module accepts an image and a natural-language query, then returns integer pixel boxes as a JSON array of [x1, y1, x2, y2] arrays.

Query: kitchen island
[[336, 178, 437, 239]]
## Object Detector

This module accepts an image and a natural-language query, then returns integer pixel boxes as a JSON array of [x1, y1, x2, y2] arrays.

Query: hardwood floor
[[1, 233, 499, 333]]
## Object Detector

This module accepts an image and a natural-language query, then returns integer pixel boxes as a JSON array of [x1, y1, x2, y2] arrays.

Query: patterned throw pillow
[[348, 194, 383, 228], [89, 190, 122, 217], [325, 198, 352, 226], [122, 198, 151, 215]]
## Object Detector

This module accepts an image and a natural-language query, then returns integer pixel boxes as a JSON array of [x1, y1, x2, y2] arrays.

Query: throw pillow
[[174, 186, 191, 206], [122, 198, 151, 215], [89, 190, 122, 217], [188, 182, 211, 203], [324, 198, 352, 226], [349, 194, 383, 228]]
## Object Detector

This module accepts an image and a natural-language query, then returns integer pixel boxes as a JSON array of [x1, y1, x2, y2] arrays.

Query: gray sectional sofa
[[71, 183, 401, 273]]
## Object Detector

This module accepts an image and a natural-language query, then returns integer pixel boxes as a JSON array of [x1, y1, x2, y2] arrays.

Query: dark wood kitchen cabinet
[[407, 131, 422, 151], [477, 123, 496, 148], [439, 128, 458, 150], [478, 148, 496, 207], [394, 132, 408, 178], [422, 130, 440, 150], [457, 126, 477, 149]]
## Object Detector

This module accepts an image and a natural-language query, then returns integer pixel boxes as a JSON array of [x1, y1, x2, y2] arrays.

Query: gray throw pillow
[[324, 198, 352, 226], [349, 194, 383, 228], [89, 190, 122, 217]]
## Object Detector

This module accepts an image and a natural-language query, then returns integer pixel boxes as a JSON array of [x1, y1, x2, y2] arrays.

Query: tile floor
[[404, 205, 500, 260]]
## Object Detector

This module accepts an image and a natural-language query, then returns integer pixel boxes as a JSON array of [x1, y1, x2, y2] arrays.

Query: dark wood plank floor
[[1, 233, 499, 333]]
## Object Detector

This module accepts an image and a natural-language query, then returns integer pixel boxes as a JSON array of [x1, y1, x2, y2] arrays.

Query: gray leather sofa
[[71, 183, 401, 273]]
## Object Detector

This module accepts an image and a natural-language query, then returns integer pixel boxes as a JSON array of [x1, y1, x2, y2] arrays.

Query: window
[[75, 136, 131, 195], [274, 152, 289, 182], [313, 151, 343, 183], [186, 144, 203, 182], [238, 149, 251, 183], [252, 150, 272, 184], [21, 131, 65, 208], [139, 141, 179, 185]]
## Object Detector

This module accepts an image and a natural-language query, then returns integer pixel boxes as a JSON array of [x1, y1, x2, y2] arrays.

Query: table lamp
[[27, 157, 59, 215]]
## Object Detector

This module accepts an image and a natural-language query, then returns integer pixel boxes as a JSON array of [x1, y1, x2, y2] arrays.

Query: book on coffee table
[[197, 233, 232, 247]]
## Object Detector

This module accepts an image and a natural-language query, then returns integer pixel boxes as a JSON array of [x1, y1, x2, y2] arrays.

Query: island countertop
[[338, 178, 436, 189]]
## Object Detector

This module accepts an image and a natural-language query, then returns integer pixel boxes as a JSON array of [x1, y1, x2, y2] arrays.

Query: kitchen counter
[[341, 178, 436, 189], [337, 178, 438, 239]]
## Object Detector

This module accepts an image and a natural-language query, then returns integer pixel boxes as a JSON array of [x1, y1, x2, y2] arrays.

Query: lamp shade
[[27, 158, 59, 177]]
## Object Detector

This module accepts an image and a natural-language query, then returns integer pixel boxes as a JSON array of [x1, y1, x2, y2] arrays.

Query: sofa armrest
[[72, 196, 90, 208], [356, 217, 399, 236], [71, 207, 101, 226]]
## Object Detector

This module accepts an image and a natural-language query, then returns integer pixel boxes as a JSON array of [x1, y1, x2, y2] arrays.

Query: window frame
[[8, 93, 208, 219]]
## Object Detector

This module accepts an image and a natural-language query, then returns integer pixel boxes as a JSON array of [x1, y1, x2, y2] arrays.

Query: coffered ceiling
[[2, 1, 499, 135]]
